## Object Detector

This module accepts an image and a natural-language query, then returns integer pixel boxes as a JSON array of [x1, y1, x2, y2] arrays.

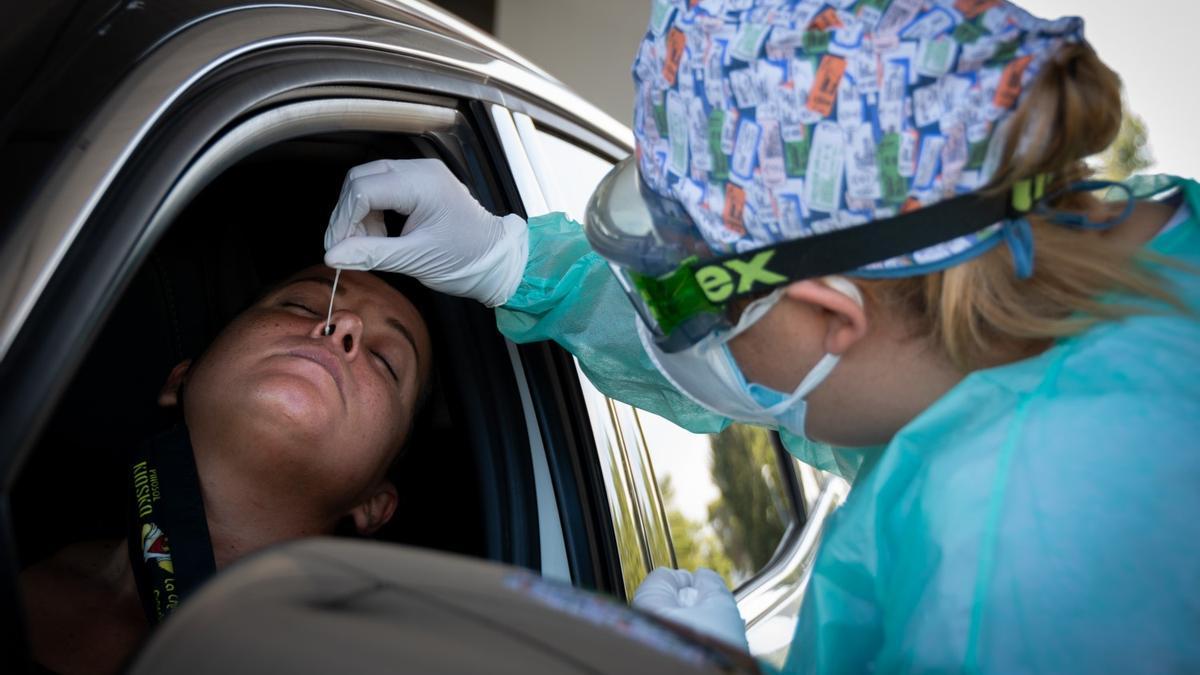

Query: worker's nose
[[312, 310, 364, 360]]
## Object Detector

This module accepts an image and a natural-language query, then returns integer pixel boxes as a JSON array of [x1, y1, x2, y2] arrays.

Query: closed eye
[[283, 301, 319, 315], [372, 350, 398, 382]]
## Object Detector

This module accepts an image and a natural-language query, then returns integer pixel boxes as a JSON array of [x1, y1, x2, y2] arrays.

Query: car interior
[[10, 129, 542, 573]]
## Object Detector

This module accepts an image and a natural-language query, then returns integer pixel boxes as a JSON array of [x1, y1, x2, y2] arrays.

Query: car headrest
[[128, 538, 756, 675]]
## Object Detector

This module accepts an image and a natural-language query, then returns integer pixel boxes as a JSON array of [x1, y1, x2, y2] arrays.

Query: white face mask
[[638, 277, 863, 441]]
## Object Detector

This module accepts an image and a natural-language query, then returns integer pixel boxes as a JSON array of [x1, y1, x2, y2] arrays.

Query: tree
[[1098, 106, 1154, 181], [706, 425, 789, 583], [660, 476, 734, 580]]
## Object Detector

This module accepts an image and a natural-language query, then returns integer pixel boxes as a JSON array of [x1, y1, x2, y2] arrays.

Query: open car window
[[10, 94, 541, 563], [637, 414, 797, 588]]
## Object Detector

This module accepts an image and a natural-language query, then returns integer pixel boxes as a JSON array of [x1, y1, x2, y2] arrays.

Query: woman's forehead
[[284, 266, 409, 308]]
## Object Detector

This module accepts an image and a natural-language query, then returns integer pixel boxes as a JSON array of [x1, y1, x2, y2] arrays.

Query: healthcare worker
[[324, 1, 1200, 671]]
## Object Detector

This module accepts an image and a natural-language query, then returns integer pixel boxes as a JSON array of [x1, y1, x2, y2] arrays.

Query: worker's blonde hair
[[859, 42, 1187, 371]]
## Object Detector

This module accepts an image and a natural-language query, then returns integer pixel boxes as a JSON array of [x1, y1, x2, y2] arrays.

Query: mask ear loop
[[755, 276, 863, 415], [1002, 180, 1135, 280], [1033, 180, 1135, 230], [719, 289, 787, 344], [1002, 217, 1036, 280]]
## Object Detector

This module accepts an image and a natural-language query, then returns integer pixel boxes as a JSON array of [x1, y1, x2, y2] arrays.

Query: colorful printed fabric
[[632, 0, 1083, 275]]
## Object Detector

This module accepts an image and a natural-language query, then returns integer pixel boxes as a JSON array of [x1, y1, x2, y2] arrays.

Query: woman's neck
[[814, 322, 966, 448], [1101, 197, 1179, 247]]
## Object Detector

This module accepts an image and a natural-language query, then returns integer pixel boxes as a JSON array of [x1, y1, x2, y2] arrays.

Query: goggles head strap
[[632, 177, 1048, 329]]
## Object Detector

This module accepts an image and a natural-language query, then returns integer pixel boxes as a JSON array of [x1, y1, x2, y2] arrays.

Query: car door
[[503, 114, 851, 667]]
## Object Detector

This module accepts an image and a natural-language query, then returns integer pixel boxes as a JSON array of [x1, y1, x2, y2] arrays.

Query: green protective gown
[[497, 176, 1200, 672]]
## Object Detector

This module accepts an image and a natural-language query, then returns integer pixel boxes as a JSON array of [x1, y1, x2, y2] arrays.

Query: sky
[[1019, 0, 1197, 178], [638, 412, 722, 523]]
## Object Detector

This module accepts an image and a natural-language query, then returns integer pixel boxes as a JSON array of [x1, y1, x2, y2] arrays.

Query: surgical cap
[[632, 0, 1084, 275]]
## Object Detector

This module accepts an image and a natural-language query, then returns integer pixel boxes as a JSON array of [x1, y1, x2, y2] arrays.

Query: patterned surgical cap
[[632, 0, 1083, 275]]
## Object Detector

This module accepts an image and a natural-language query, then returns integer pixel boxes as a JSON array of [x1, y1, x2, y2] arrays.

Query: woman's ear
[[349, 481, 399, 536], [158, 360, 192, 407], [783, 279, 868, 356]]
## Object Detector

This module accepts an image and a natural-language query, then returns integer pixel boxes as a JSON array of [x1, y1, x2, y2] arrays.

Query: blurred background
[[432, 0, 1195, 181]]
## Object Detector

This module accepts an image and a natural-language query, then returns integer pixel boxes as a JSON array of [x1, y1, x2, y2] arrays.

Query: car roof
[[0, 0, 629, 219], [1, 0, 606, 134], [4, 0, 558, 109]]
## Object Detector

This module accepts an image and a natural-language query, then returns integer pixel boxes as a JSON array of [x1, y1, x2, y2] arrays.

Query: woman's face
[[727, 295, 829, 394], [724, 283, 882, 447], [181, 266, 431, 514], [725, 280, 960, 448]]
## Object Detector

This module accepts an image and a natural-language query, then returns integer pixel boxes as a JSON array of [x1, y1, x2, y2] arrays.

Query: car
[[0, 1, 848, 671]]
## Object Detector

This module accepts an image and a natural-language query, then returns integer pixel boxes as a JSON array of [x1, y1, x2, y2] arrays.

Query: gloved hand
[[632, 567, 749, 652], [324, 158, 529, 307]]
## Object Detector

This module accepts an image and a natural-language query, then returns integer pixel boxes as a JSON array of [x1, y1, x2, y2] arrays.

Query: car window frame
[[486, 105, 574, 585], [0, 35, 589, 670], [495, 112, 665, 600]]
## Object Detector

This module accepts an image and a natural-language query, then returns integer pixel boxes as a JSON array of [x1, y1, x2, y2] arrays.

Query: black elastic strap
[[128, 425, 217, 625], [696, 189, 1015, 301]]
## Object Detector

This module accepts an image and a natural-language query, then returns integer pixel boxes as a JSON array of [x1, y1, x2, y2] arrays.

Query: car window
[[528, 127, 615, 221], [571, 366, 653, 598], [636, 412, 796, 588]]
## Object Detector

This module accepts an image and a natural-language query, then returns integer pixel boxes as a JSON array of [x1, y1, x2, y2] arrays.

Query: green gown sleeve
[[496, 212, 728, 435]]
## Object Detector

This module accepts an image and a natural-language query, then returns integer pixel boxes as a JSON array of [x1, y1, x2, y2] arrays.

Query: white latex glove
[[632, 567, 749, 652], [324, 158, 529, 307]]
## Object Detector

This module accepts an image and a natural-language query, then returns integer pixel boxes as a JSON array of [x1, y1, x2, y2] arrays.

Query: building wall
[[493, 0, 649, 128], [426, 0, 496, 31], [430, 0, 1195, 175]]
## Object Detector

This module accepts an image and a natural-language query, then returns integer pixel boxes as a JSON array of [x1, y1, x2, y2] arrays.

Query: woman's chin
[[242, 374, 338, 441]]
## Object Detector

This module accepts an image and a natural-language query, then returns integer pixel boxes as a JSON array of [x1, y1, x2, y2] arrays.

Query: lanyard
[[127, 425, 216, 625]]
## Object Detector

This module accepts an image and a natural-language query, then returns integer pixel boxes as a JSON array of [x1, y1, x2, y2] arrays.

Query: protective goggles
[[584, 156, 1047, 352]]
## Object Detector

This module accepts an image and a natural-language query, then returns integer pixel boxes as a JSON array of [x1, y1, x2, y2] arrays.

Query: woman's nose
[[313, 310, 364, 358]]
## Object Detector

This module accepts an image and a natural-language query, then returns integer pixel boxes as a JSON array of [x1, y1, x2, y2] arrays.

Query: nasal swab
[[323, 268, 341, 336]]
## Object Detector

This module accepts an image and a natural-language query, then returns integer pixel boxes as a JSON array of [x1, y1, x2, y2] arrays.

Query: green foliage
[[660, 477, 734, 580], [1099, 107, 1154, 181], [706, 425, 789, 578], [656, 424, 791, 587], [609, 423, 790, 595]]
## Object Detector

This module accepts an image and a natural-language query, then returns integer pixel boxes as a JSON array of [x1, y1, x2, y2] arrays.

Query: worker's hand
[[632, 567, 749, 652], [324, 158, 528, 307]]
